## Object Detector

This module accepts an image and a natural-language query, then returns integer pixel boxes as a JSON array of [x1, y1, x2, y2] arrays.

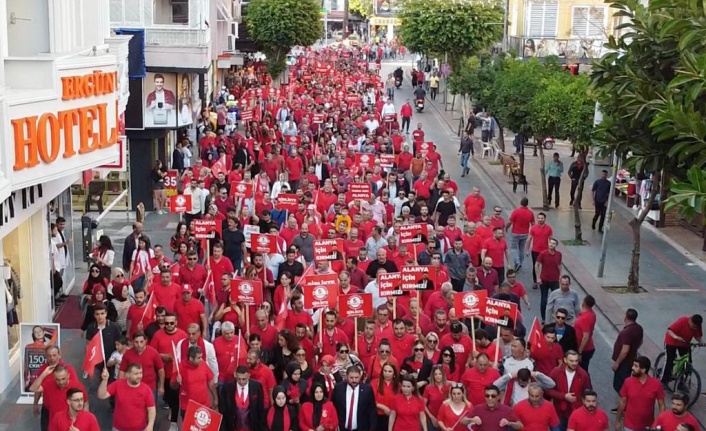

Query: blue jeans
[[460, 152, 471, 170], [511, 234, 528, 267]]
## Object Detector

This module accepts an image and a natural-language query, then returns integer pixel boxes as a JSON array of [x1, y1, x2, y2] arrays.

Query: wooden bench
[[499, 153, 527, 193]]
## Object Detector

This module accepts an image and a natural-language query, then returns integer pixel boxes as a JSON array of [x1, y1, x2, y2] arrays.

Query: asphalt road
[[380, 61, 622, 416]]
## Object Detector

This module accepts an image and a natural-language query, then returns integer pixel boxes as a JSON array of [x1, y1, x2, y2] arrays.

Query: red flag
[[141, 292, 157, 324], [274, 296, 289, 331], [527, 317, 544, 351], [130, 260, 145, 282], [204, 271, 217, 306], [211, 155, 228, 177], [82, 330, 105, 375]]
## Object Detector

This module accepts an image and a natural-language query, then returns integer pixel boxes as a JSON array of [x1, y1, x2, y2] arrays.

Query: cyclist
[[653, 393, 700, 431], [661, 314, 705, 386]]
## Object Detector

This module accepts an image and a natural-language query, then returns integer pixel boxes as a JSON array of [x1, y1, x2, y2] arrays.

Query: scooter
[[394, 76, 402, 88], [416, 98, 425, 112]]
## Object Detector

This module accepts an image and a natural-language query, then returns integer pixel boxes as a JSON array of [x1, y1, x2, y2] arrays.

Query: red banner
[[231, 181, 253, 199], [349, 183, 372, 200], [230, 279, 263, 306], [415, 141, 433, 156], [378, 272, 403, 297], [192, 219, 218, 239], [482, 297, 518, 326], [355, 153, 375, 170], [240, 110, 253, 121], [182, 400, 223, 431], [380, 154, 397, 169], [346, 94, 359, 103], [454, 290, 488, 319], [401, 266, 437, 291], [276, 193, 299, 212], [338, 293, 374, 319], [312, 114, 325, 124], [303, 274, 339, 309], [250, 234, 277, 254], [313, 239, 344, 261], [383, 114, 396, 123], [165, 170, 179, 197], [399, 224, 428, 244], [169, 194, 192, 213], [285, 135, 302, 146]]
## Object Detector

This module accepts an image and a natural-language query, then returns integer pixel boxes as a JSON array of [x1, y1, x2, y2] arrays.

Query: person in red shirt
[[151, 270, 181, 313], [48, 388, 99, 431], [567, 390, 609, 431], [530, 326, 564, 375], [662, 314, 704, 385], [126, 290, 151, 340], [389, 376, 426, 431], [207, 242, 234, 285], [462, 223, 484, 267], [463, 187, 486, 223], [318, 310, 350, 358], [357, 320, 380, 371], [535, 238, 562, 323], [149, 312, 186, 427], [179, 251, 208, 295], [247, 349, 276, 407], [481, 227, 511, 284], [437, 385, 474, 431], [617, 356, 666, 431], [546, 351, 592, 429], [505, 197, 535, 272], [653, 393, 701, 431], [400, 100, 413, 133], [526, 212, 553, 287], [387, 319, 418, 360], [285, 151, 304, 191], [98, 362, 156, 431], [574, 295, 597, 372], [30, 365, 89, 429], [512, 384, 560, 431], [284, 294, 314, 333], [371, 362, 399, 430], [118, 331, 165, 395], [461, 352, 501, 406], [174, 286, 208, 333], [439, 323, 473, 374], [171, 345, 217, 413], [250, 309, 279, 350]]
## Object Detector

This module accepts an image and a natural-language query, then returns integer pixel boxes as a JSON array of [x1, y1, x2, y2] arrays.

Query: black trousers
[[402, 116, 411, 133], [430, 87, 438, 100], [547, 177, 561, 205], [613, 360, 632, 393], [580, 349, 594, 374], [592, 202, 607, 230], [540, 281, 559, 322], [184, 211, 202, 228], [164, 377, 180, 422], [661, 344, 691, 384], [451, 278, 464, 293], [377, 414, 389, 431], [40, 407, 49, 431], [492, 266, 505, 285], [569, 179, 579, 204]]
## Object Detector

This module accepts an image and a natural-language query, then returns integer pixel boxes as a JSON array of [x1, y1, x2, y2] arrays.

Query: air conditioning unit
[[227, 34, 237, 51], [232, 1, 242, 22], [230, 22, 239, 38]]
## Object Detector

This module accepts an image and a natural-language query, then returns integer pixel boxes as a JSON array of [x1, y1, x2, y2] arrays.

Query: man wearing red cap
[[174, 284, 207, 333]]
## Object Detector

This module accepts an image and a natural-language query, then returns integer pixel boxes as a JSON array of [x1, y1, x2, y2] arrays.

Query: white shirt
[[265, 253, 285, 280], [392, 197, 408, 218], [182, 146, 193, 168], [345, 385, 360, 430], [364, 119, 379, 132], [566, 369, 575, 389], [365, 280, 385, 308], [270, 181, 290, 200], [184, 186, 204, 214], [381, 103, 396, 116], [176, 338, 219, 384], [237, 383, 249, 400]]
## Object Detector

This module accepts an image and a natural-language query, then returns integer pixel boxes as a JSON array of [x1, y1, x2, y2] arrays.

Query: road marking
[[653, 288, 700, 292]]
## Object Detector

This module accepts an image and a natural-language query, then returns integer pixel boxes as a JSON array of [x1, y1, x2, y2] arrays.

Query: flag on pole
[[203, 271, 217, 306], [211, 155, 228, 177], [527, 317, 544, 351], [82, 330, 105, 375], [141, 292, 157, 324]]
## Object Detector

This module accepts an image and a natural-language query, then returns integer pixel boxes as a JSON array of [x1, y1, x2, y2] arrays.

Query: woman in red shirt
[[366, 340, 399, 382], [299, 383, 338, 431], [437, 346, 462, 382], [424, 365, 451, 431], [423, 333, 441, 364], [401, 341, 433, 390], [390, 375, 428, 431], [371, 362, 399, 431], [437, 384, 473, 431]]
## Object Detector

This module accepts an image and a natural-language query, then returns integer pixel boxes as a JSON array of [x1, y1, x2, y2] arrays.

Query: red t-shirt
[[126, 304, 150, 338], [107, 379, 156, 431], [208, 257, 234, 286], [284, 310, 314, 332], [371, 379, 397, 414], [512, 400, 560, 431], [150, 328, 187, 378], [568, 407, 610, 431], [619, 376, 665, 430], [437, 402, 473, 431], [462, 234, 484, 266], [439, 334, 474, 372], [174, 298, 205, 332], [250, 323, 279, 351], [420, 383, 451, 418], [119, 346, 164, 389], [536, 250, 562, 282], [151, 283, 182, 312], [213, 336, 239, 383], [179, 264, 208, 292], [529, 223, 553, 253], [574, 309, 597, 352], [318, 328, 350, 357], [41, 379, 88, 419], [387, 333, 418, 360], [391, 394, 425, 431], [665, 316, 703, 348], [285, 157, 304, 181], [509, 207, 535, 235], [653, 410, 700, 431], [461, 367, 501, 406], [173, 361, 214, 407], [49, 410, 100, 431], [483, 238, 508, 268], [249, 363, 276, 407], [463, 195, 486, 223]]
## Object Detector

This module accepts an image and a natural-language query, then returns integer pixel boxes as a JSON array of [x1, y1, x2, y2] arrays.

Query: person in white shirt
[[381, 100, 396, 117], [392, 191, 409, 218], [364, 116, 379, 133], [183, 178, 203, 226], [270, 173, 291, 200], [175, 323, 219, 384], [182, 144, 192, 168]]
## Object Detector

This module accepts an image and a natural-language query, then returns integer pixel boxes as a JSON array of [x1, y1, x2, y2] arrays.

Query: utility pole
[[596, 102, 616, 278], [343, 0, 350, 36], [502, 0, 510, 52]]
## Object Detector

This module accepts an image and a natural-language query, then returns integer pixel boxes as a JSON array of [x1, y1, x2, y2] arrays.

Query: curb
[[427, 98, 664, 360]]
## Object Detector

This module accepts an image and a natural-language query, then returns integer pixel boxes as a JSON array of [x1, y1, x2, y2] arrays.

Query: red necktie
[[239, 386, 245, 403], [347, 388, 355, 430]]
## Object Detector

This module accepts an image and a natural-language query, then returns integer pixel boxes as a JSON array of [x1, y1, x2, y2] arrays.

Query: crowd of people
[[31, 45, 705, 431]]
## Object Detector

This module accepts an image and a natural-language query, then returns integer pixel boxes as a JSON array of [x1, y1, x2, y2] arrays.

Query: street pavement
[[397, 60, 706, 426]]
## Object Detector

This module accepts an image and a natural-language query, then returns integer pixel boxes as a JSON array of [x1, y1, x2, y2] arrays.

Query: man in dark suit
[[221, 365, 265, 431], [121, 222, 143, 271], [332, 364, 377, 431], [314, 155, 330, 186]]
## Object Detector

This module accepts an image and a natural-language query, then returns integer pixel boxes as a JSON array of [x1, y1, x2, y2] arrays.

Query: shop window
[[4, 226, 28, 357]]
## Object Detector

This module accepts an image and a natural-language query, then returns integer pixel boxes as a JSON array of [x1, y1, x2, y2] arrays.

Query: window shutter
[[543, 2, 558, 36], [588, 7, 605, 37], [572, 7, 589, 37], [528, 1, 558, 37]]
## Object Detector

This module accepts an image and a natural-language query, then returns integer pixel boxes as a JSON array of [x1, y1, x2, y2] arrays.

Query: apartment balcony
[[110, 0, 212, 70], [507, 36, 606, 60]]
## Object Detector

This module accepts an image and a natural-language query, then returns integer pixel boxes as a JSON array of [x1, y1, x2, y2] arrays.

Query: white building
[[0, 0, 130, 393]]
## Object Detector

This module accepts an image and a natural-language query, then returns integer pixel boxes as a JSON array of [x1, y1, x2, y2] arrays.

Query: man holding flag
[[84, 303, 122, 385], [98, 363, 157, 431], [30, 365, 89, 431], [150, 312, 187, 429]]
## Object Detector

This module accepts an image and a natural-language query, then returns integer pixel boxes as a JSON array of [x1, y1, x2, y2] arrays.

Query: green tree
[[398, 0, 503, 70], [590, 0, 678, 292], [664, 166, 706, 252], [245, 0, 322, 80], [349, 0, 373, 19], [532, 71, 595, 240]]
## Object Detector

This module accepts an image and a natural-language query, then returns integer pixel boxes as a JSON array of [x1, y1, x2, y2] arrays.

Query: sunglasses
[[339, 349, 349, 354], [442, 353, 452, 357], [188, 258, 198, 261], [414, 348, 424, 352], [91, 269, 100, 273], [426, 339, 437, 343], [165, 322, 176, 326], [556, 316, 566, 320], [379, 349, 390, 354], [485, 394, 498, 399], [115, 274, 124, 278]]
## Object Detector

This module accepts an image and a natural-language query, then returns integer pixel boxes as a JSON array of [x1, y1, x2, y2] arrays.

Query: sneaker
[[169, 423, 179, 431], [516, 264, 522, 271], [610, 408, 618, 414]]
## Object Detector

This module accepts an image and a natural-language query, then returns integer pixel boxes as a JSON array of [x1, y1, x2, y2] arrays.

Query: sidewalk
[[429, 96, 706, 419]]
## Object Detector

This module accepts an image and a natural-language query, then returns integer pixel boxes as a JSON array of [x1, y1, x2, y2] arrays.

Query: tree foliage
[[245, 0, 322, 79], [447, 55, 499, 110], [398, 0, 503, 68], [665, 166, 706, 221], [348, 0, 373, 19]]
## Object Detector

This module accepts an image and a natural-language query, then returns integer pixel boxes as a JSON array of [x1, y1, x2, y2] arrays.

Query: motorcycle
[[541, 137, 555, 150], [415, 98, 425, 112], [394, 76, 402, 88]]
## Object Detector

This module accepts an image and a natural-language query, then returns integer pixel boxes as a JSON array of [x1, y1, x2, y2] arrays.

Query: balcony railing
[[145, 28, 210, 47], [507, 36, 606, 59]]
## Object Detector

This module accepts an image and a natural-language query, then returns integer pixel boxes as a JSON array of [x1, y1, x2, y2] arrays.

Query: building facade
[[0, 0, 130, 393], [506, 0, 616, 60]]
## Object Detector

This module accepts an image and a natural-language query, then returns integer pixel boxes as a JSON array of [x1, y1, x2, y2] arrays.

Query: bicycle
[[652, 343, 702, 409]]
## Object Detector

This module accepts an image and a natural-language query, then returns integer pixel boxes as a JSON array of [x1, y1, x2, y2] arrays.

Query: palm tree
[[664, 166, 706, 252]]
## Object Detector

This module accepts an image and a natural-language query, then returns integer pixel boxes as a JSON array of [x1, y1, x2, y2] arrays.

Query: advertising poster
[[20, 323, 60, 395], [144, 72, 177, 128], [178, 73, 195, 127]]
